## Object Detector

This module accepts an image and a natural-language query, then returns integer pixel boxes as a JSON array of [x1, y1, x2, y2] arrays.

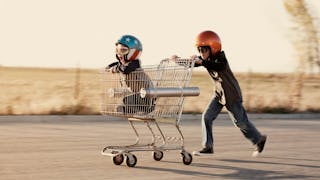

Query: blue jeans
[[202, 97, 262, 148]]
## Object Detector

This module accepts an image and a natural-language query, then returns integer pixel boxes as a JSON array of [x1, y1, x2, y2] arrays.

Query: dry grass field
[[0, 66, 319, 115]]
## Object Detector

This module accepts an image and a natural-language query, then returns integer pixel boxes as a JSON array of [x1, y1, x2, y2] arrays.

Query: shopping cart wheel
[[126, 154, 137, 167], [112, 154, 124, 165], [153, 151, 164, 161], [181, 152, 193, 165]]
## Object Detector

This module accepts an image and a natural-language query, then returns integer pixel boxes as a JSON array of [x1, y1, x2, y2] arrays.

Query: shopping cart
[[100, 58, 199, 167]]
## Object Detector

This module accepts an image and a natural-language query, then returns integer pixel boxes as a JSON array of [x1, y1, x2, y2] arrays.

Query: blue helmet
[[116, 35, 142, 61]]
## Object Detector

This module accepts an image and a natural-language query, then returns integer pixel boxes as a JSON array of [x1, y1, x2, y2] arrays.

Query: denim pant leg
[[123, 94, 139, 113], [202, 97, 223, 147], [226, 102, 262, 144]]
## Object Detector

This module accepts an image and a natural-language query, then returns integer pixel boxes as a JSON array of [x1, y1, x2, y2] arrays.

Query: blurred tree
[[283, 0, 320, 110], [284, 0, 320, 73]]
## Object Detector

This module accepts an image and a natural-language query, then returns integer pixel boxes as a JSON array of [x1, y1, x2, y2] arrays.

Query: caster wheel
[[126, 154, 137, 167], [112, 154, 124, 165], [182, 152, 192, 165], [153, 151, 164, 161]]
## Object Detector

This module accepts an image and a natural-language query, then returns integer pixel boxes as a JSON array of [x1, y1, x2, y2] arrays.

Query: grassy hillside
[[1, 66, 319, 115]]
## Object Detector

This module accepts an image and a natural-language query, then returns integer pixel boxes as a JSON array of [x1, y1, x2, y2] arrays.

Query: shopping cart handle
[[140, 87, 200, 98]]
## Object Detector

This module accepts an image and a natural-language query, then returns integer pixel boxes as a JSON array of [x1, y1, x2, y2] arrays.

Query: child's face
[[116, 44, 129, 62], [198, 46, 211, 60]]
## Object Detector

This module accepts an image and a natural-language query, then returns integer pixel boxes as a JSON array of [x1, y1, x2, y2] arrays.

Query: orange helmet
[[195, 30, 221, 54]]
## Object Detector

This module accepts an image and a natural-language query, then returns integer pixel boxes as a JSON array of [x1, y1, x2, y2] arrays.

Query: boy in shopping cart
[[173, 30, 267, 156], [106, 35, 155, 114]]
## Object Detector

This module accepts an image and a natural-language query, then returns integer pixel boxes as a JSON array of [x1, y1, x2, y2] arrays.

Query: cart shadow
[[262, 155, 320, 163], [220, 157, 320, 169], [136, 159, 318, 180]]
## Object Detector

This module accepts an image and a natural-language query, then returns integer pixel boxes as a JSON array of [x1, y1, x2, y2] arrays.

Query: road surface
[[0, 114, 319, 180]]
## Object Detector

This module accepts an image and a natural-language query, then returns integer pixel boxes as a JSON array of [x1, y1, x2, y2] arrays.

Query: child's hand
[[106, 66, 117, 73], [171, 55, 180, 60], [190, 55, 198, 60], [105, 66, 112, 72], [190, 55, 202, 65]]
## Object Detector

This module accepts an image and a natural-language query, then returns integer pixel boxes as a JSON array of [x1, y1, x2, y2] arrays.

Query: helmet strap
[[116, 54, 130, 63], [124, 55, 130, 62]]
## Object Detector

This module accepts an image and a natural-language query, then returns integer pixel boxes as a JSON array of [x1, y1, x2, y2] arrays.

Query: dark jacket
[[107, 59, 140, 75], [196, 51, 243, 107], [107, 59, 153, 93]]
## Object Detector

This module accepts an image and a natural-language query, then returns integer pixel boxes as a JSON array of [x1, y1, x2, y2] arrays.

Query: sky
[[0, 0, 319, 73]]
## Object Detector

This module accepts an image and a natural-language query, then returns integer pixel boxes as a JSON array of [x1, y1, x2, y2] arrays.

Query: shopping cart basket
[[100, 58, 199, 167]]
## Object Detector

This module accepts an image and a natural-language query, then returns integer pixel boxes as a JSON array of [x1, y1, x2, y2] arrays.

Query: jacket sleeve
[[201, 51, 227, 71], [107, 62, 118, 68]]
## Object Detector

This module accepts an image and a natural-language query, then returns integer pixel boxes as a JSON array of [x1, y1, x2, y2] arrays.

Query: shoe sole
[[192, 151, 213, 156], [252, 150, 260, 157]]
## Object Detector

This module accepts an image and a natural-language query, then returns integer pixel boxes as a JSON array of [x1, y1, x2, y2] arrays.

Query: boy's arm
[[201, 51, 227, 71], [107, 62, 118, 68], [171, 55, 201, 68]]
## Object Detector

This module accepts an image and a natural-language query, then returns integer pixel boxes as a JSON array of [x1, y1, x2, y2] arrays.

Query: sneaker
[[192, 146, 213, 156], [252, 135, 267, 157], [256, 135, 267, 152]]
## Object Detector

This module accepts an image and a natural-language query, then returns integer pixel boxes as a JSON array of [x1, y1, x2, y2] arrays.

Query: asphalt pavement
[[0, 114, 319, 180]]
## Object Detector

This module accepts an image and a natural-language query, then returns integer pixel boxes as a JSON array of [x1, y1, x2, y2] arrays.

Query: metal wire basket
[[100, 58, 199, 167]]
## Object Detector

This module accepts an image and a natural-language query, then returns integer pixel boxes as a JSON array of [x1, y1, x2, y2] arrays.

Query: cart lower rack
[[100, 58, 199, 167]]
